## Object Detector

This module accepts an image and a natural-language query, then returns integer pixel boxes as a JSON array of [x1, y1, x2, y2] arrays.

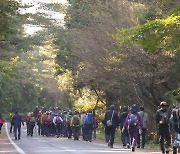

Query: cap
[[160, 101, 169, 107]]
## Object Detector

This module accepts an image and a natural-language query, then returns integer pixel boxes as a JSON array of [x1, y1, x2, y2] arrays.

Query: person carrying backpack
[[26, 112, 31, 136], [37, 111, 42, 135], [65, 112, 73, 139], [9, 111, 14, 133], [81, 111, 87, 140], [119, 106, 130, 148], [43, 111, 53, 137], [12, 110, 24, 140], [104, 105, 119, 148], [62, 111, 68, 137], [0, 114, 5, 134], [155, 102, 171, 154], [137, 106, 149, 149], [53, 113, 63, 138], [28, 112, 36, 136], [41, 111, 46, 136], [71, 111, 81, 140], [123, 104, 143, 152], [93, 115, 98, 140], [84, 110, 95, 142], [171, 105, 180, 154]]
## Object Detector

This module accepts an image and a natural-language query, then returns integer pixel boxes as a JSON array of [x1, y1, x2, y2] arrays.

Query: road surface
[[4, 123, 161, 154]]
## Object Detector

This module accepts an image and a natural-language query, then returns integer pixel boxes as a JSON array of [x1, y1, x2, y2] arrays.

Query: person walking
[[155, 102, 171, 154], [137, 106, 149, 149], [28, 112, 36, 136], [53, 113, 63, 138], [12, 110, 24, 140], [33, 106, 39, 118], [104, 105, 119, 148], [0, 114, 5, 134], [171, 104, 180, 154], [123, 104, 143, 152], [81, 111, 87, 140], [37, 111, 42, 135], [43, 111, 53, 137], [84, 110, 95, 142], [71, 111, 81, 140], [26, 112, 31, 136], [93, 115, 98, 140], [119, 106, 130, 148], [9, 111, 14, 133]]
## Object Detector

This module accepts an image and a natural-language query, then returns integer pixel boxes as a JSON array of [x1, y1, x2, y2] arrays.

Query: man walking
[[137, 106, 149, 149], [12, 110, 24, 140], [119, 106, 130, 148], [123, 104, 143, 152], [155, 102, 171, 154], [104, 105, 119, 148]]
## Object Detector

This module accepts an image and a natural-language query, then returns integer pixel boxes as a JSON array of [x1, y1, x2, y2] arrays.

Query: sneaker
[[127, 144, 130, 149], [109, 145, 113, 148], [108, 141, 111, 147], [132, 146, 135, 152]]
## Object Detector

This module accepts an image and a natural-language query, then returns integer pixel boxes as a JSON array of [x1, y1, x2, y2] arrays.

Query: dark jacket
[[12, 113, 24, 127], [172, 108, 180, 133], [104, 110, 119, 127], [155, 108, 171, 127], [119, 112, 128, 129]]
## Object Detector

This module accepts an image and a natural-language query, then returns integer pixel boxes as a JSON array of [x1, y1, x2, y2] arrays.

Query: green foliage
[[113, 7, 180, 53], [53, 28, 78, 72], [0, 0, 20, 39]]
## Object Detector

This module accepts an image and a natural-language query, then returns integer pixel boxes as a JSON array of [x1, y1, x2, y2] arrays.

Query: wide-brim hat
[[160, 101, 169, 107]]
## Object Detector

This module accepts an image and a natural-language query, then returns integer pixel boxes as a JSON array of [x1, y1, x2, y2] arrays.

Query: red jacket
[[0, 117, 4, 124], [26, 115, 31, 124], [43, 114, 53, 124]]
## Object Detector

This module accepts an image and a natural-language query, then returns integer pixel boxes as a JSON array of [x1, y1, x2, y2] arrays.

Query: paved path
[[0, 123, 162, 154], [0, 124, 18, 154]]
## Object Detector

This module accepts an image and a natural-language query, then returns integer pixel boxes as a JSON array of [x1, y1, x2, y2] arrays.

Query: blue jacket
[[12, 113, 24, 127]]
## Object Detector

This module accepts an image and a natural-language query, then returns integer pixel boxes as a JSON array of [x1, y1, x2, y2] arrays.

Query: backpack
[[172, 107, 180, 128], [56, 116, 62, 124], [85, 114, 94, 125], [65, 115, 72, 124], [73, 116, 80, 125], [46, 115, 52, 122], [128, 113, 139, 127], [30, 117, 36, 123], [160, 112, 169, 125], [0, 118, 4, 124]]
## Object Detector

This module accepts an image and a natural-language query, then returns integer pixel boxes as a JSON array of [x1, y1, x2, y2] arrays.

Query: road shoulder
[[0, 123, 19, 154]]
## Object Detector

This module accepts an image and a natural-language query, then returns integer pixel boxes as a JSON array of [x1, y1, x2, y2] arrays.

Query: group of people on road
[[2, 101, 180, 154], [24, 107, 98, 143], [103, 102, 180, 154], [102, 104, 147, 152]]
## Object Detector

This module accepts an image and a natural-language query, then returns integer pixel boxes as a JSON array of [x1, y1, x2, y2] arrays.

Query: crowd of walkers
[[23, 107, 98, 142], [0, 101, 179, 154], [103, 103, 180, 154]]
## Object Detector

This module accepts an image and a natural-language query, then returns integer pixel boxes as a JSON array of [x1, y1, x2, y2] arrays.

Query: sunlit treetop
[[113, 6, 180, 54]]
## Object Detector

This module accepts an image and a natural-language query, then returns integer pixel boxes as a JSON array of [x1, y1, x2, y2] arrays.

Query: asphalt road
[[6, 124, 162, 154]]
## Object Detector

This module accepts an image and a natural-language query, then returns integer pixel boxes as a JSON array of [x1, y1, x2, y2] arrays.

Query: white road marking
[[5, 123, 26, 154]]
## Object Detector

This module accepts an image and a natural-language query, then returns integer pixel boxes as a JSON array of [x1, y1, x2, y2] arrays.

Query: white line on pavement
[[5, 123, 26, 154]]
